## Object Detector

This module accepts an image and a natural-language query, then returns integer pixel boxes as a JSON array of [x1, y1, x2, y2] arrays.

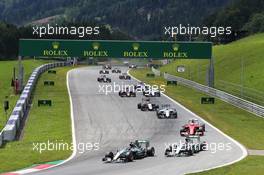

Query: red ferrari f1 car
[[180, 119, 205, 136]]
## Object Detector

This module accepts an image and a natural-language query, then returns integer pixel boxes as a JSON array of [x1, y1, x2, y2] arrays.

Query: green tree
[[243, 13, 264, 34]]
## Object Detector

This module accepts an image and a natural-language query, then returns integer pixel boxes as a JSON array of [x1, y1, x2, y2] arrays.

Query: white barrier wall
[[0, 62, 69, 146]]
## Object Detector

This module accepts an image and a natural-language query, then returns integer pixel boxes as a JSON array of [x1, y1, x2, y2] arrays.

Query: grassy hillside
[[160, 33, 264, 105], [0, 59, 49, 130]]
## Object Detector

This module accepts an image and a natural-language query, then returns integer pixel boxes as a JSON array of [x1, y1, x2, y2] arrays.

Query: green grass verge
[[160, 33, 264, 104], [130, 68, 264, 174], [130, 68, 264, 149], [0, 66, 73, 173], [0, 59, 50, 130], [189, 156, 264, 175]]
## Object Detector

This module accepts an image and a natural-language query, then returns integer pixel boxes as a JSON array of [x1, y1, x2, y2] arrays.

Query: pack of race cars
[[97, 65, 177, 118], [98, 64, 208, 163]]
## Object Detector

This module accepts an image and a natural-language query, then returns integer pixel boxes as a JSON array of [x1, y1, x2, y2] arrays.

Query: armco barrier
[[0, 62, 70, 146], [151, 67, 264, 118], [151, 66, 161, 76], [3, 124, 16, 141], [0, 131, 3, 146]]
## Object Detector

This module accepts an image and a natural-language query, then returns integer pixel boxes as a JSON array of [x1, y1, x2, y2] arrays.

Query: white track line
[[128, 70, 248, 174]]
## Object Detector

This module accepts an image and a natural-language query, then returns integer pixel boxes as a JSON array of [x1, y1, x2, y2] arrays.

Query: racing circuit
[[33, 66, 245, 175]]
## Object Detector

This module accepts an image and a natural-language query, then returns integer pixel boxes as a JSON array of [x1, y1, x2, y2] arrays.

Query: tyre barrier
[[0, 62, 70, 146]]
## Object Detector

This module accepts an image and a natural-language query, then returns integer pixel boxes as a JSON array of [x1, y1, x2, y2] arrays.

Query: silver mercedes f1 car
[[137, 98, 159, 111], [102, 140, 155, 163], [164, 136, 207, 157], [143, 89, 161, 97]]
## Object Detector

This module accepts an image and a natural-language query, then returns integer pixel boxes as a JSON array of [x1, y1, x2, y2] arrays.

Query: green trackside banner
[[19, 39, 212, 59]]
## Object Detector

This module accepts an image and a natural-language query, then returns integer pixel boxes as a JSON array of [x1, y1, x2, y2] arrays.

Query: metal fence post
[[18, 56, 24, 93], [208, 57, 214, 87]]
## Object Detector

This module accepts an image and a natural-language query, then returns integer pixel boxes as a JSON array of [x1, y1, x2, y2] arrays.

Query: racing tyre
[[180, 129, 187, 136], [201, 124, 205, 131], [141, 106, 147, 111], [137, 103, 141, 109], [164, 149, 169, 156], [187, 149, 194, 156], [156, 112, 161, 118], [119, 92, 124, 97], [147, 147, 155, 157], [164, 146, 172, 156], [125, 152, 134, 162], [105, 151, 114, 160]]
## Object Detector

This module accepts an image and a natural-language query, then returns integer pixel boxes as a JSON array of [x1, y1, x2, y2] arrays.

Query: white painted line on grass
[[18, 69, 77, 175], [47, 69, 78, 167], [39, 69, 78, 170]]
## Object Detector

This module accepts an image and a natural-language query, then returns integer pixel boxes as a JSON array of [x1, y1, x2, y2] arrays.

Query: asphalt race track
[[34, 66, 244, 175]]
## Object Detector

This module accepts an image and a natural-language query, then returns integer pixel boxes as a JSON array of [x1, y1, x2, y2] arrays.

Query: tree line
[[0, 0, 229, 40], [202, 0, 264, 43]]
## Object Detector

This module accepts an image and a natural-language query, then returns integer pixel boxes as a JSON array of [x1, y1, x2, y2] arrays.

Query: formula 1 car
[[97, 75, 111, 83], [103, 64, 112, 69], [164, 136, 207, 157], [102, 140, 155, 163], [143, 89, 161, 97], [137, 98, 159, 111], [187, 136, 207, 153], [180, 119, 205, 136], [112, 68, 121, 73], [119, 88, 136, 97], [156, 104, 177, 119], [129, 64, 137, 68], [134, 82, 149, 92], [119, 73, 131, 80], [99, 69, 109, 74]]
